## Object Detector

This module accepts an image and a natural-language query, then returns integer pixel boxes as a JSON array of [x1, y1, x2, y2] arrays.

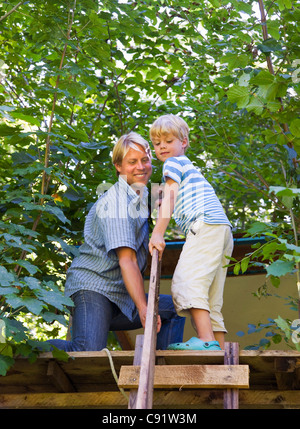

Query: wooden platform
[[1, 350, 300, 409]]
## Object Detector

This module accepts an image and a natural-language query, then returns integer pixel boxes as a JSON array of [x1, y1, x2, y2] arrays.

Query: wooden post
[[134, 249, 161, 409], [128, 335, 144, 409], [223, 342, 240, 409]]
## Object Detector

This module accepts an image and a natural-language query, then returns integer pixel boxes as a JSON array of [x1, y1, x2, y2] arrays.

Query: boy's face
[[114, 144, 152, 186], [152, 133, 187, 162]]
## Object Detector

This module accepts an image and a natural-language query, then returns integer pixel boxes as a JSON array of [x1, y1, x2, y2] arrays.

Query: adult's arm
[[116, 246, 161, 332]]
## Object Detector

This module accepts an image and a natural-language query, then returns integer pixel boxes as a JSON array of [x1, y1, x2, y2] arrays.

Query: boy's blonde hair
[[112, 132, 152, 167], [150, 114, 190, 149]]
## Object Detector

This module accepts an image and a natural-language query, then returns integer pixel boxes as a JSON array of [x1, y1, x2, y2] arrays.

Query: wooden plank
[[2, 350, 300, 395], [2, 389, 300, 409], [224, 342, 239, 409], [118, 364, 249, 389], [0, 391, 128, 409], [134, 249, 161, 409], [47, 361, 76, 393], [128, 335, 144, 409], [114, 331, 134, 350], [274, 357, 300, 390]]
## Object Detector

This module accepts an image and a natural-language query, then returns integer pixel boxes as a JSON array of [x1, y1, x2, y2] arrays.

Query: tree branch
[[15, 0, 77, 275], [258, 0, 290, 138], [41, 0, 77, 200], [0, 1, 24, 22]]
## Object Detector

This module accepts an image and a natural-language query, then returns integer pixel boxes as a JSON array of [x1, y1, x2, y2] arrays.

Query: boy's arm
[[116, 246, 161, 331], [149, 177, 179, 260]]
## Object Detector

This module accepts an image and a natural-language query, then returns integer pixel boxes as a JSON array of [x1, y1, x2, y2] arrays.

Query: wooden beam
[[114, 331, 134, 350], [134, 249, 161, 409], [224, 342, 239, 409], [118, 364, 249, 389], [47, 361, 76, 393], [274, 357, 300, 390], [128, 335, 144, 409], [2, 389, 300, 409]]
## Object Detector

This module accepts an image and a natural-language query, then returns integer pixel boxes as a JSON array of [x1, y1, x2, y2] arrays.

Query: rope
[[102, 348, 129, 402]]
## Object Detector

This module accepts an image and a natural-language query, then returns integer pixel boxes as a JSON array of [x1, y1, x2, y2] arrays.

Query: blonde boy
[[149, 114, 233, 350]]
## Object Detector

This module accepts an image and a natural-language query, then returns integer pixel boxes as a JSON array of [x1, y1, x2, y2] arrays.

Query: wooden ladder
[[118, 249, 249, 409]]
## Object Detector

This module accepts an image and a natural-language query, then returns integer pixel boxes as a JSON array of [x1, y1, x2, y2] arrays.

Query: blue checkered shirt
[[65, 177, 149, 321]]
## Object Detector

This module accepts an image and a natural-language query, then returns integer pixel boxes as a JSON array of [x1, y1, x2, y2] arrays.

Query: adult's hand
[[116, 247, 161, 332]]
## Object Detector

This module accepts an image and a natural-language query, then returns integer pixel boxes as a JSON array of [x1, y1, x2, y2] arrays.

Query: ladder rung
[[119, 364, 249, 389]]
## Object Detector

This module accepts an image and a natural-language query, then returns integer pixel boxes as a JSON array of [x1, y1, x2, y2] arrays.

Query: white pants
[[171, 221, 233, 332]]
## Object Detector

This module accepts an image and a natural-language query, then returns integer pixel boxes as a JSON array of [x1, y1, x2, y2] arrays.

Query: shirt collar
[[118, 175, 149, 205]]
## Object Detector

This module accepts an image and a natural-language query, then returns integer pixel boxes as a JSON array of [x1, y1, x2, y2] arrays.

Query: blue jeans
[[47, 290, 185, 351]]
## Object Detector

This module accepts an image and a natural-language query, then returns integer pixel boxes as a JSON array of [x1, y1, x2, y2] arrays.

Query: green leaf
[[214, 75, 235, 87], [43, 204, 70, 224], [278, 238, 300, 253], [235, 1, 252, 14], [274, 316, 291, 339], [290, 119, 300, 137], [250, 70, 275, 86], [284, 253, 300, 263], [269, 186, 300, 196], [0, 287, 18, 295], [23, 276, 42, 290], [0, 267, 15, 286], [266, 260, 295, 277], [42, 312, 69, 326], [282, 195, 294, 209], [278, 0, 292, 9], [246, 96, 264, 115], [37, 288, 73, 311], [257, 38, 282, 53], [5, 295, 44, 315], [221, 53, 249, 71], [0, 343, 13, 358], [47, 235, 80, 257], [11, 152, 37, 165], [267, 21, 281, 40], [233, 262, 241, 275], [270, 275, 280, 287], [0, 123, 20, 136], [51, 346, 70, 362], [246, 222, 273, 236], [10, 112, 40, 127], [266, 101, 281, 112], [22, 297, 46, 314], [238, 73, 251, 87], [3, 318, 28, 342], [257, 82, 284, 101], [241, 257, 250, 274], [227, 85, 249, 108], [269, 186, 300, 208], [15, 260, 40, 275], [0, 354, 14, 376], [272, 334, 282, 344]]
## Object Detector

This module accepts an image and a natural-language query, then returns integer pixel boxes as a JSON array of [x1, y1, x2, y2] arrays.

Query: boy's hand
[[149, 232, 165, 260]]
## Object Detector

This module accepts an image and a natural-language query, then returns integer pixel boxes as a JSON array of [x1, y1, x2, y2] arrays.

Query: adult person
[[48, 132, 185, 351]]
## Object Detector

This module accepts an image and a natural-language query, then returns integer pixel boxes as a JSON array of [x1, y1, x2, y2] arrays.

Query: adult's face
[[114, 144, 152, 187]]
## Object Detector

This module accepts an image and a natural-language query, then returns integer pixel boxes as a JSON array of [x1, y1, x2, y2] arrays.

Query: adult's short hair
[[112, 132, 152, 166]]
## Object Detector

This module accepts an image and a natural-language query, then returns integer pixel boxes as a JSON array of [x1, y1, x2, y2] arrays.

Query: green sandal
[[167, 337, 222, 351]]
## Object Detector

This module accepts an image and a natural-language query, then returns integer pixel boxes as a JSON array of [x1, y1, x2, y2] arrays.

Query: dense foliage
[[0, 0, 300, 373]]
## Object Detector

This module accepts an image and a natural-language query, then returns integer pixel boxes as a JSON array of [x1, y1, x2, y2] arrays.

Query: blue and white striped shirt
[[163, 156, 231, 234], [65, 177, 149, 321]]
